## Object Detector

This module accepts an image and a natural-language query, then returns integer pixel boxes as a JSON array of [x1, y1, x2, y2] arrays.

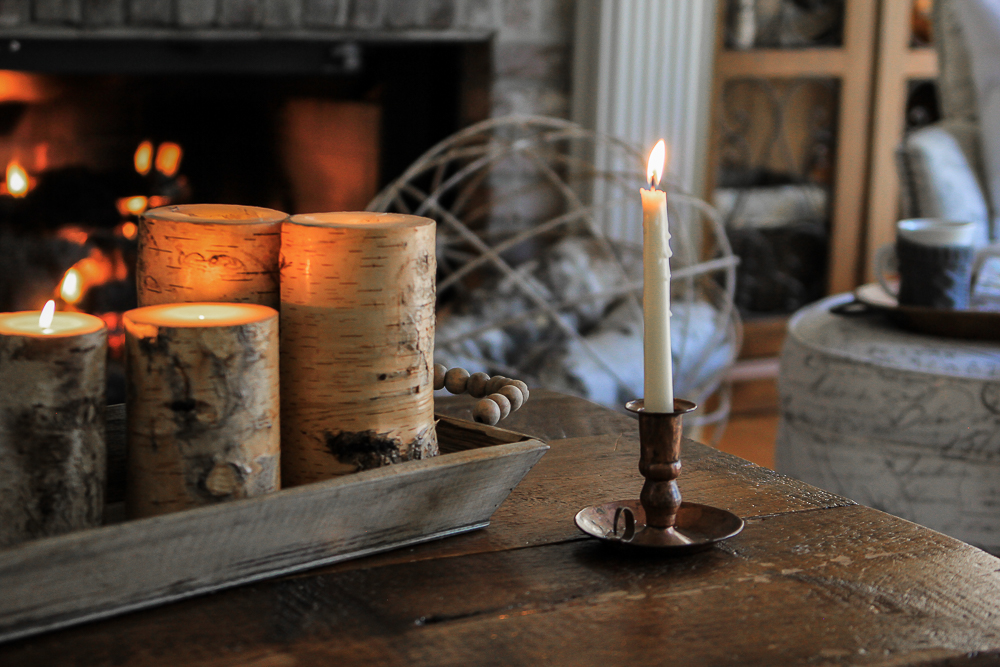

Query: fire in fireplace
[[0, 36, 488, 402]]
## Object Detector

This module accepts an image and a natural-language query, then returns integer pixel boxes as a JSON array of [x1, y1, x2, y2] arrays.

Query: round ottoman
[[776, 293, 1000, 551]]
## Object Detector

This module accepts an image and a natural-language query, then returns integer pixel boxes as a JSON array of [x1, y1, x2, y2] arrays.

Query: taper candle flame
[[39, 300, 55, 331], [646, 140, 666, 188]]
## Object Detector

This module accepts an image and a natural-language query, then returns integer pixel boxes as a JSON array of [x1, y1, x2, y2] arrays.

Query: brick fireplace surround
[[0, 0, 573, 121]]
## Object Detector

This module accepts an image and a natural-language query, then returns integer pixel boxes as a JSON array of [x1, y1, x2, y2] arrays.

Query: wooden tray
[[836, 283, 1000, 341], [0, 406, 548, 644]]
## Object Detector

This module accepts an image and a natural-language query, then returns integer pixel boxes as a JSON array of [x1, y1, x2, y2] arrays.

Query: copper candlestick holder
[[575, 398, 744, 554]]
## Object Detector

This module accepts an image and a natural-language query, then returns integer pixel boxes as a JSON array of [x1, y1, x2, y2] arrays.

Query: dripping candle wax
[[640, 140, 674, 412]]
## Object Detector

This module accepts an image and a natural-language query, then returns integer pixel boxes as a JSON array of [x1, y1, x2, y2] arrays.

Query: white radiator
[[573, 0, 718, 245]]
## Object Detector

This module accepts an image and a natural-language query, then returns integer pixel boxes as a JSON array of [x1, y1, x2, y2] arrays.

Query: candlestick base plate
[[575, 499, 744, 554]]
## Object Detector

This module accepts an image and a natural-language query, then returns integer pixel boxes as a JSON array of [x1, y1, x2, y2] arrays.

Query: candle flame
[[116, 195, 148, 216], [134, 140, 153, 175], [646, 140, 666, 189], [39, 300, 55, 329], [59, 268, 82, 304], [155, 142, 183, 178], [6, 160, 28, 197]]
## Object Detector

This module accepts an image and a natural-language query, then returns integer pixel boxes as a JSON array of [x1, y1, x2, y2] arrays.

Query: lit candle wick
[[39, 300, 56, 333]]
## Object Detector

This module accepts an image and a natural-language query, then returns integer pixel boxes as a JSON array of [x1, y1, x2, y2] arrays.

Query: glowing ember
[[121, 221, 138, 239], [59, 268, 83, 304], [135, 140, 153, 176], [38, 300, 55, 330], [98, 312, 126, 357], [646, 140, 666, 189], [155, 142, 183, 178], [6, 160, 28, 197], [117, 195, 148, 217], [57, 226, 89, 245]]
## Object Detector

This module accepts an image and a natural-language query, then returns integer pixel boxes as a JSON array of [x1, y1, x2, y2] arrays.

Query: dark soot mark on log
[[324, 430, 402, 471], [170, 399, 198, 412]]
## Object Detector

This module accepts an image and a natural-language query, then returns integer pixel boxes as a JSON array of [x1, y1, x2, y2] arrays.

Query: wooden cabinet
[[707, 0, 939, 302]]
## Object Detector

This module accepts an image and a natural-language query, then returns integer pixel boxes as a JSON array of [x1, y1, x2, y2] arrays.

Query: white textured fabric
[[902, 124, 991, 244], [954, 0, 1000, 238]]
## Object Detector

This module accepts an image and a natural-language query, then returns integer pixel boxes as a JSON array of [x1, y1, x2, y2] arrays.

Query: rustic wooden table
[[5, 390, 1000, 666]]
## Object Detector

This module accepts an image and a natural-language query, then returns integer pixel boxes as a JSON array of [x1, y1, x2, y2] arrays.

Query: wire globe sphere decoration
[[368, 115, 741, 430]]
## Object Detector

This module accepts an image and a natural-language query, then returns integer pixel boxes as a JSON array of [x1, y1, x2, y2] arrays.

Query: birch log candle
[[124, 302, 280, 519], [0, 301, 107, 547], [137, 204, 286, 308], [280, 212, 437, 485]]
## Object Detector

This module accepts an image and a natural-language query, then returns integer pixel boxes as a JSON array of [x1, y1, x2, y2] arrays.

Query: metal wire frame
[[368, 115, 742, 431]]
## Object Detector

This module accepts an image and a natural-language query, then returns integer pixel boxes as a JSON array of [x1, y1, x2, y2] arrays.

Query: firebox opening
[[0, 37, 489, 403]]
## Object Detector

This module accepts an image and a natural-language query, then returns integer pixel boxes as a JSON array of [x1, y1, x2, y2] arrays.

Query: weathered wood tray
[[0, 405, 548, 644]]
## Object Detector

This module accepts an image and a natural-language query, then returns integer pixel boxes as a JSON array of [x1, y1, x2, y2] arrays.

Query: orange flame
[[59, 268, 82, 304], [39, 300, 55, 330], [116, 195, 148, 217], [55, 247, 130, 305], [155, 142, 182, 178], [646, 140, 666, 189], [6, 160, 28, 197], [135, 140, 153, 176]]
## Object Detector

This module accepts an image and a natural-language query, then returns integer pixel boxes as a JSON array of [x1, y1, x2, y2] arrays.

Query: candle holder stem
[[634, 399, 692, 530]]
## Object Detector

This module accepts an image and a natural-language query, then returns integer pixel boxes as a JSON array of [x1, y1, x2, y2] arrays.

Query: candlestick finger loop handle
[[613, 506, 636, 542], [626, 398, 697, 531]]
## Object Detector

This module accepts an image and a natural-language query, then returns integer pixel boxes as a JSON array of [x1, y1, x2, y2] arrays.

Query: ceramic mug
[[874, 219, 976, 309]]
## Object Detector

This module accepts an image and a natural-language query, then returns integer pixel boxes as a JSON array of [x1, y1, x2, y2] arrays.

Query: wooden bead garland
[[435, 366, 530, 426]]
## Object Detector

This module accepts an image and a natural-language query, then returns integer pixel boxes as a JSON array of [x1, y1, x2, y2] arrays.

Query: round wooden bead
[[433, 363, 447, 391], [485, 375, 508, 394], [497, 385, 523, 412], [444, 367, 471, 394], [467, 372, 490, 398], [487, 393, 511, 420], [507, 379, 529, 403], [473, 398, 501, 426]]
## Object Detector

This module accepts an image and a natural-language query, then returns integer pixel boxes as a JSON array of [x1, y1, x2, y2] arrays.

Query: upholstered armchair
[[898, 0, 996, 246]]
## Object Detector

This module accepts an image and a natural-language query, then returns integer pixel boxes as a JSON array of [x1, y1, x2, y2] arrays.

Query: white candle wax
[[0, 310, 104, 337], [641, 140, 673, 412]]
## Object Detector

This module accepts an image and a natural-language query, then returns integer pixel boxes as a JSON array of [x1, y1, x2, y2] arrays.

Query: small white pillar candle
[[641, 140, 674, 413], [0, 301, 107, 546]]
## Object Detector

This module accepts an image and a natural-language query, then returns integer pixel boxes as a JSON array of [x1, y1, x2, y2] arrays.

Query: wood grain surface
[[5, 391, 1000, 666]]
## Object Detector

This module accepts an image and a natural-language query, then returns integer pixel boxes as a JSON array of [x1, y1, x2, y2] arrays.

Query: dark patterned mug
[[874, 219, 976, 310]]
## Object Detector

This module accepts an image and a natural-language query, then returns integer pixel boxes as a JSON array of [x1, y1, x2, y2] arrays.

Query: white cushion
[[902, 123, 991, 244]]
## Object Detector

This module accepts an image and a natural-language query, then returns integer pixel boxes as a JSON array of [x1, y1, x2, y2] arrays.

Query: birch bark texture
[[280, 212, 437, 485], [124, 303, 280, 519], [137, 204, 286, 308], [0, 317, 107, 547]]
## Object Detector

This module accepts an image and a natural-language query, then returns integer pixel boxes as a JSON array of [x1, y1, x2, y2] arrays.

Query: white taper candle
[[641, 140, 674, 412]]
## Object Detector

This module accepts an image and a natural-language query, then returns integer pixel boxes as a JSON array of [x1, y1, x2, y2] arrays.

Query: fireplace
[[0, 39, 489, 402], [0, 0, 577, 404]]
